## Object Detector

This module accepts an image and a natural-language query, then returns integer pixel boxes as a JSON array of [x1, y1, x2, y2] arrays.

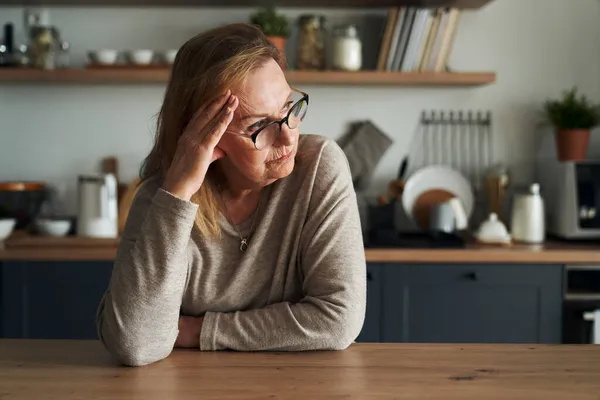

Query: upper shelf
[[0, 68, 496, 86], [0, 0, 494, 8]]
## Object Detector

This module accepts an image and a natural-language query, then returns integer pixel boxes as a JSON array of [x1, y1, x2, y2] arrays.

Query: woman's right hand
[[162, 90, 239, 201]]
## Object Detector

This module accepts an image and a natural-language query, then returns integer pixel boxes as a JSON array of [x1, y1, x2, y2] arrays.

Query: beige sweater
[[96, 134, 366, 366]]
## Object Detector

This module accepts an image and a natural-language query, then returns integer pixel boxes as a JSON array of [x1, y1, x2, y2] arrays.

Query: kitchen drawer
[[382, 263, 563, 344], [405, 263, 562, 286]]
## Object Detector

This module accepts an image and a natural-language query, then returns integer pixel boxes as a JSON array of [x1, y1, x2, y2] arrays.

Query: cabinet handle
[[367, 272, 373, 281], [463, 272, 478, 281]]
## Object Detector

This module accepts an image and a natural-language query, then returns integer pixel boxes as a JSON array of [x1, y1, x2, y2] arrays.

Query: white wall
[[1, 0, 600, 213]]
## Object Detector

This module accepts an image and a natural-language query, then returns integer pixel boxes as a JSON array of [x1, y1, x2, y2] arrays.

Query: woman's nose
[[274, 123, 295, 147]]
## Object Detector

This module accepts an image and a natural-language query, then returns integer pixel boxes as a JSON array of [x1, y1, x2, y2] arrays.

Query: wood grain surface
[[1, 237, 598, 263], [0, 68, 496, 86], [0, 340, 599, 399]]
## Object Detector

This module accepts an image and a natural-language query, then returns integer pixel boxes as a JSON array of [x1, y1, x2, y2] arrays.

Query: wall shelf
[[0, 68, 496, 87], [0, 0, 494, 9]]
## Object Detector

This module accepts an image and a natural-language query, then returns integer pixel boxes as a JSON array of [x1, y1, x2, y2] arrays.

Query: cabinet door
[[356, 263, 383, 342], [1, 261, 113, 339], [383, 264, 563, 344]]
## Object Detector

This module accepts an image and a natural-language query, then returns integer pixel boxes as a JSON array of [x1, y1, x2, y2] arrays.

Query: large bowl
[[0, 218, 16, 246], [0, 181, 47, 229]]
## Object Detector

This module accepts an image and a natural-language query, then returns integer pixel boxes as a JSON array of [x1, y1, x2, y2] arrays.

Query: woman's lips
[[271, 149, 294, 162]]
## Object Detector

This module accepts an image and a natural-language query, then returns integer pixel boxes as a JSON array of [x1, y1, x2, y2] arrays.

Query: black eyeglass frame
[[249, 89, 309, 150]]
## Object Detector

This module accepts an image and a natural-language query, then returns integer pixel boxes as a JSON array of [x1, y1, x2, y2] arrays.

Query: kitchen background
[[2, 0, 600, 214]]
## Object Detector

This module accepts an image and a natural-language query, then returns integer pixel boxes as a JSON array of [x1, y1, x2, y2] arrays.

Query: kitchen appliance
[[77, 174, 118, 238], [510, 183, 545, 244], [537, 159, 600, 239]]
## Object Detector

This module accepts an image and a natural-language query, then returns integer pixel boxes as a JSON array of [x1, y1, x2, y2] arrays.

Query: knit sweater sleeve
[[200, 140, 367, 351], [96, 179, 199, 366]]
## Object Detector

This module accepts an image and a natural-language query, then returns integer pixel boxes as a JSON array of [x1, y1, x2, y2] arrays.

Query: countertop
[[1, 340, 599, 399], [0, 235, 599, 263]]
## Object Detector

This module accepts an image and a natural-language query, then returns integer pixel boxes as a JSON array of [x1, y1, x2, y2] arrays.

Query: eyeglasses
[[249, 89, 309, 150]]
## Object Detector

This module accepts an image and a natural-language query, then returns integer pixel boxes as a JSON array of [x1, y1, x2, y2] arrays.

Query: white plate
[[402, 165, 474, 226]]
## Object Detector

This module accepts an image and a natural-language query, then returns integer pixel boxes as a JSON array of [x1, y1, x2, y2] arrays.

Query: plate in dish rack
[[402, 165, 474, 229]]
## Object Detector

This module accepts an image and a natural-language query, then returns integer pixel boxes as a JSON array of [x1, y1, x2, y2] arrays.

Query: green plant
[[250, 7, 290, 38], [543, 87, 600, 130]]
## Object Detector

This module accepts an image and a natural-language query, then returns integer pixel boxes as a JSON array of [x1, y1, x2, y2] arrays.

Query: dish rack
[[406, 110, 494, 225]]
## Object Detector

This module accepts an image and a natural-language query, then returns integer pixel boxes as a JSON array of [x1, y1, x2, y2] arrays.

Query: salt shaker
[[331, 24, 362, 71]]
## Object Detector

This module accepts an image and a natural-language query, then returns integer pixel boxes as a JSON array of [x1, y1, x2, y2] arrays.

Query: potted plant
[[250, 7, 290, 57], [543, 87, 600, 161]]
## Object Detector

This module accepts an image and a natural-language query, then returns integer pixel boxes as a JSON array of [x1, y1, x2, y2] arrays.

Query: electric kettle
[[77, 173, 118, 238]]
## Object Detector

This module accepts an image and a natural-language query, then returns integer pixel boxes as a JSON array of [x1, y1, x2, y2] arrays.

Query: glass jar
[[331, 24, 362, 71], [57, 40, 70, 68], [16, 45, 30, 67], [297, 15, 326, 70], [29, 25, 59, 70]]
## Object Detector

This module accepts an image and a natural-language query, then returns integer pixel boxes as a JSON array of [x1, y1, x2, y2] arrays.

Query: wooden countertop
[[1, 340, 599, 399], [0, 235, 599, 263]]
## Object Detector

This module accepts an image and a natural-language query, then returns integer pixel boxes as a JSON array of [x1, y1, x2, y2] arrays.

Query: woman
[[96, 23, 366, 367]]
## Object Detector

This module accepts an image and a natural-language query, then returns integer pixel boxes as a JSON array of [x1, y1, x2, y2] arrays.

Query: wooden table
[[1, 340, 599, 399]]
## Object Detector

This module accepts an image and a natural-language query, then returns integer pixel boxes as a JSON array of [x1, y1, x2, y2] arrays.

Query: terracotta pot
[[267, 36, 287, 67], [555, 129, 591, 161]]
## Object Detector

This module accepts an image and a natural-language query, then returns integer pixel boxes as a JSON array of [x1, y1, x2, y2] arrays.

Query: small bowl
[[35, 219, 72, 237], [88, 49, 119, 65], [0, 218, 16, 240], [127, 50, 154, 65], [164, 49, 178, 64]]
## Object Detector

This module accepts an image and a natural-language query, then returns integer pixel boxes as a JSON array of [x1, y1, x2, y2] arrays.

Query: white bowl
[[128, 50, 154, 65], [164, 49, 178, 64], [0, 218, 16, 241], [89, 49, 119, 65], [35, 219, 72, 237]]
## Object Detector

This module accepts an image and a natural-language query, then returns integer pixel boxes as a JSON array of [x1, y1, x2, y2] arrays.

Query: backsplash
[[1, 0, 600, 214]]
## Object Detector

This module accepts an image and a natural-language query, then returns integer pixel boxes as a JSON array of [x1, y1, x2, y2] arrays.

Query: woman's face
[[217, 58, 300, 188]]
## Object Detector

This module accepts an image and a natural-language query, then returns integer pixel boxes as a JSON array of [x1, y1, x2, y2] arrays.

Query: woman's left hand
[[174, 315, 203, 348]]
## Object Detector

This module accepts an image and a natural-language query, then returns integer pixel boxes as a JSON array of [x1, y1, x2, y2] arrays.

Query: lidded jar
[[331, 24, 362, 71]]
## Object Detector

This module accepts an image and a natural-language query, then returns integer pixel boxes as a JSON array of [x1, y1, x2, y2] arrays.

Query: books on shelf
[[376, 6, 462, 73]]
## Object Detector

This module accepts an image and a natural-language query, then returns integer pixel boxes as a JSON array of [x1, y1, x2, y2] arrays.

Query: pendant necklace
[[219, 190, 260, 252]]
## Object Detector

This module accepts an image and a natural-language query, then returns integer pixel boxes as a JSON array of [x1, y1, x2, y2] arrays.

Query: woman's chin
[[265, 156, 295, 181]]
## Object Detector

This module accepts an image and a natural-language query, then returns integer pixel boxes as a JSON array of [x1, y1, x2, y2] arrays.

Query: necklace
[[219, 190, 261, 252]]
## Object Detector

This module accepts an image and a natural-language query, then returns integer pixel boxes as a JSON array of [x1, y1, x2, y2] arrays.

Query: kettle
[[510, 183, 545, 244], [77, 173, 118, 238]]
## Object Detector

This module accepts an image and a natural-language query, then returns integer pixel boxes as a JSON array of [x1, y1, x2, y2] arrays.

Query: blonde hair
[[141, 23, 285, 238]]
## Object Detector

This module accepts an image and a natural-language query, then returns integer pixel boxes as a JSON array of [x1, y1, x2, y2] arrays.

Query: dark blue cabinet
[[1, 261, 113, 339], [382, 264, 563, 344], [1, 260, 563, 344], [356, 263, 383, 342]]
